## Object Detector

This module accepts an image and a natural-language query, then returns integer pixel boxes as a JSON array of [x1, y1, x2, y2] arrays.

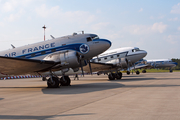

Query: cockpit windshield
[[132, 48, 140, 52], [91, 35, 99, 40], [87, 35, 99, 42]]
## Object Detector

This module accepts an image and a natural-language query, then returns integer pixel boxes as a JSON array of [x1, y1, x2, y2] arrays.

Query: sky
[[0, 0, 180, 59]]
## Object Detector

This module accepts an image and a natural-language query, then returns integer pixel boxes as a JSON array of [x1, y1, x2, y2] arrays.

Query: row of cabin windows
[[97, 54, 120, 61], [21, 49, 56, 58]]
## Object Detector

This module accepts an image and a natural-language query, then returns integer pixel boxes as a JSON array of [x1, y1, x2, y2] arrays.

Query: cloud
[[35, 4, 60, 18], [5, 9, 25, 22], [171, 3, 180, 14], [35, 4, 96, 24], [91, 22, 110, 31], [124, 22, 167, 35], [178, 26, 180, 31], [0, 22, 4, 27], [124, 25, 150, 35], [151, 22, 167, 33], [150, 16, 154, 19], [168, 17, 178, 21], [166, 35, 180, 44], [150, 15, 165, 19], [1, 1, 17, 12], [139, 8, 143, 12]]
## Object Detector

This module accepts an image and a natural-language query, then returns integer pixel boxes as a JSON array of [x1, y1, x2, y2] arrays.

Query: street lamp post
[[42, 25, 46, 41]]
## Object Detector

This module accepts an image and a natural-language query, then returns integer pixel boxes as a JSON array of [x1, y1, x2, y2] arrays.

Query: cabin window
[[98, 58, 101, 61], [41, 51, 46, 55], [51, 49, 56, 52], [31, 53, 35, 57], [21, 56, 25, 58], [87, 37, 92, 42], [104, 57, 107, 60], [117, 54, 119, 57], [111, 56, 113, 58]]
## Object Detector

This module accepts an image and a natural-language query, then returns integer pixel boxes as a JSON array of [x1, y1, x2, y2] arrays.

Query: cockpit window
[[132, 48, 140, 52], [135, 48, 140, 51], [91, 35, 99, 40], [92, 36, 99, 40], [87, 37, 92, 42]]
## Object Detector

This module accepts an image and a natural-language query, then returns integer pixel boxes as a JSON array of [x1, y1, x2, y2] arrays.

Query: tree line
[[172, 58, 180, 70]]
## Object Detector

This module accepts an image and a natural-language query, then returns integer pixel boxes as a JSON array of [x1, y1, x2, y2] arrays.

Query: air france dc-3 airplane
[[83, 47, 147, 80], [0, 33, 111, 88]]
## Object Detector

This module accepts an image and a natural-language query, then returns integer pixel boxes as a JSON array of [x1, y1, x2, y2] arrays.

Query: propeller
[[79, 59, 84, 77], [76, 52, 93, 76], [88, 60, 92, 75], [76, 52, 84, 77]]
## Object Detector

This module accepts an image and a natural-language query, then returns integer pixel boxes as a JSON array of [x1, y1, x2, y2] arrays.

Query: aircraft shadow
[[124, 84, 180, 88], [155, 78, 180, 80], [122, 75, 145, 77], [0, 113, 94, 119], [42, 82, 125, 95], [113, 77, 156, 82], [0, 98, 4, 100]]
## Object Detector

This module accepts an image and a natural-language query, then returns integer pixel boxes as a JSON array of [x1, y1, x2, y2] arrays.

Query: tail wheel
[[47, 77, 59, 88], [60, 76, 71, 86], [127, 71, 130, 75]]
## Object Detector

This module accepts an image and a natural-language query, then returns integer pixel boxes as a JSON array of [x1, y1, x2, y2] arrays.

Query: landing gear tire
[[170, 70, 173, 73], [47, 77, 59, 88], [108, 73, 115, 80], [136, 71, 140, 75], [60, 76, 71, 86], [116, 72, 122, 79], [142, 70, 146, 73], [127, 71, 130, 75]]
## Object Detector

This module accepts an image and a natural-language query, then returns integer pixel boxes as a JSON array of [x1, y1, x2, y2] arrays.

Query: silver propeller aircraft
[[0, 33, 111, 88], [135, 59, 178, 73], [83, 47, 147, 80]]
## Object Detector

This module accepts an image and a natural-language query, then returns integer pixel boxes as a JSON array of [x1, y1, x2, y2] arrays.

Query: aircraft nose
[[100, 39, 112, 49], [95, 39, 111, 52], [172, 62, 178, 66], [141, 50, 147, 57]]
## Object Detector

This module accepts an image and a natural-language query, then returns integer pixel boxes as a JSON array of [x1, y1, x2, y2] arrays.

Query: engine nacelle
[[119, 58, 128, 68], [43, 51, 80, 69], [107, 58, 128, 68]]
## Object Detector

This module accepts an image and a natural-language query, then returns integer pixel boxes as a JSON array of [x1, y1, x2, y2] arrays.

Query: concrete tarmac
[[0, 72, 180, 120]]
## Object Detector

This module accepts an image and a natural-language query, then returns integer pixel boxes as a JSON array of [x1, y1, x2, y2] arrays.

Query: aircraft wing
[[83, 62, 115, 73], [129, 64, 152, 70], [0, 56, 57, 75]]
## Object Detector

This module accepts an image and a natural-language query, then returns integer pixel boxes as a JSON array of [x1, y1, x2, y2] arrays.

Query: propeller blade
[[88, 60, 92, 75], [80, 60, 84, 77]]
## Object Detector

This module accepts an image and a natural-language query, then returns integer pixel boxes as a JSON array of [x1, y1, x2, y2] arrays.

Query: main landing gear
[[126, 70, 140, 75], [108, 72, 122, 80], [142, 70, 146, 73], [46, 71, 71, 88]]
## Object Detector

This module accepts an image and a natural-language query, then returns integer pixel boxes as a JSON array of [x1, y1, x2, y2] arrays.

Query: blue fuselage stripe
[[15, 43, 83, 59]]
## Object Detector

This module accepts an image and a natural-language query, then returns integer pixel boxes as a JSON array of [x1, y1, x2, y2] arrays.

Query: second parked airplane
[[84, 47, 147, 80]]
